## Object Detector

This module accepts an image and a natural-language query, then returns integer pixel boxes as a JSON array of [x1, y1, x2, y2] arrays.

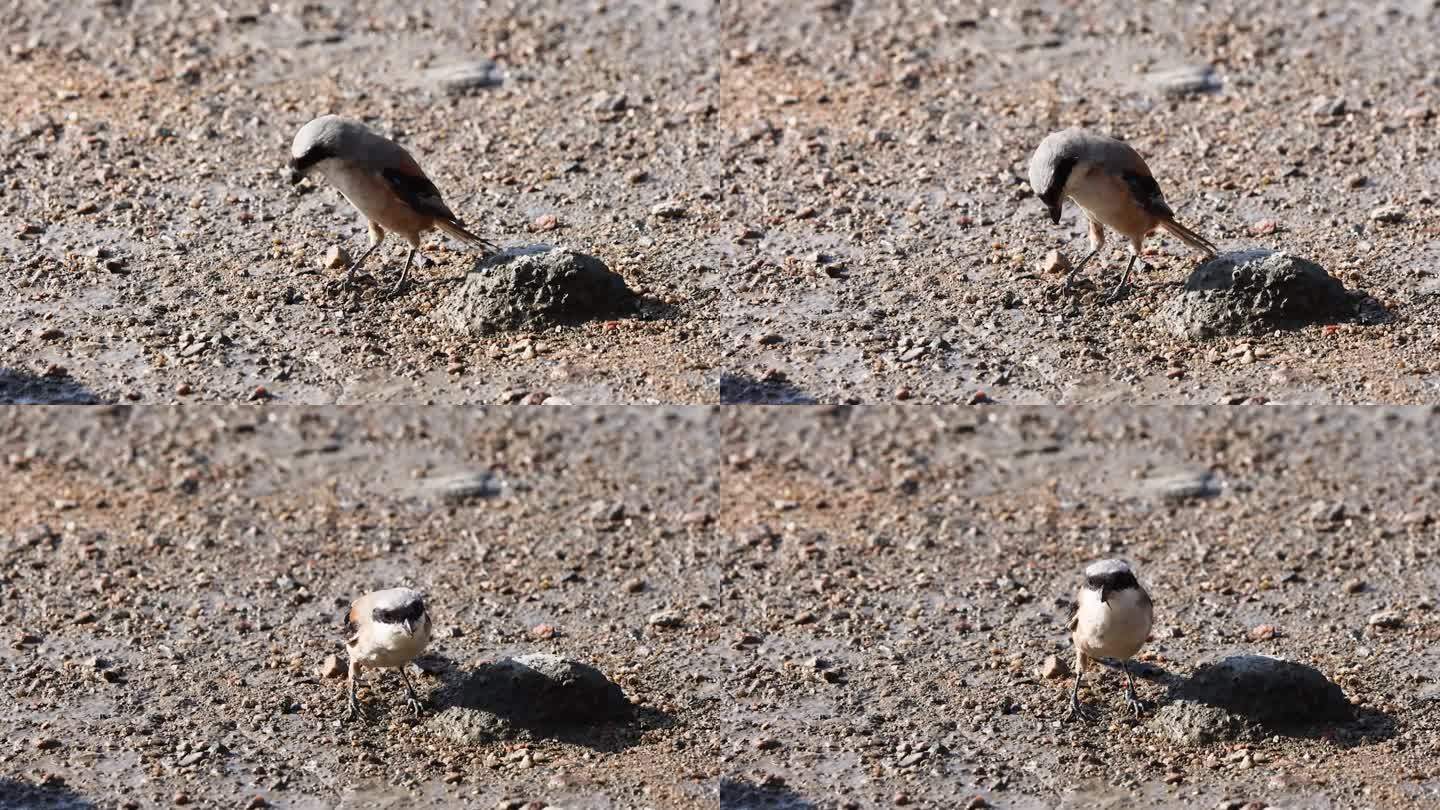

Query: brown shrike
[[1067, 559, 1154, 721], [289, 115, 498, 295], [1029, 128, 1217, 302], [343, 587, 432, 722]]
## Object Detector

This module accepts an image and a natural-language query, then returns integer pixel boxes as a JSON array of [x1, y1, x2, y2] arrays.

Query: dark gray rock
[[1157, 250, 1358, 340], [1156, 654, 1353, 746], [433, 248, 634, 336], [427, 654, 632, 744]]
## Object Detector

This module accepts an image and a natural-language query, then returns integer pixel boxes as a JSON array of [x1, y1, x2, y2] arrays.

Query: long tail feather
[[1158, 217, 1217, 257], [435, 219, 499, 254]]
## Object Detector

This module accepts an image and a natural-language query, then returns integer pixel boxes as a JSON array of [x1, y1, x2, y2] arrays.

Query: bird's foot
[[1126, 693, 1146, 718], [346, 696, 373, 724], [1066, 697, 1099, 723], [384, 272, 411, 298], [1103, 282, 1130, 304], [405, 695, 425, 718]]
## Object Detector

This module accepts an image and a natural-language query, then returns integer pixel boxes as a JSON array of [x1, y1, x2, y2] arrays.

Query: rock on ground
[[422, 60, 504, 93], [1155, 654, 1353, 745], [433, 248, 635, 336], [1156, 250, 1358, 340], [427, 654, 632, 744]]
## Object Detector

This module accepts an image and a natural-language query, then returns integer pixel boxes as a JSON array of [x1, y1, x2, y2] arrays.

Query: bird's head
[[371, 590, 427, 635], [1028, 132, 1081, 225], [1084, 559, 1140, 604], [289, 114, 348, 184]]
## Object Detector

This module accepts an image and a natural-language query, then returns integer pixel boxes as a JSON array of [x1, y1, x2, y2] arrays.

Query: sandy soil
[[720, 0, 1440, 403], [719, 407, 1440, 808], [2, 1, 722, 404]]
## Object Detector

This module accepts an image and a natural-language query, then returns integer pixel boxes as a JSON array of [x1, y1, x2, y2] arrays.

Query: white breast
[[1073, 586, 1153, 661]]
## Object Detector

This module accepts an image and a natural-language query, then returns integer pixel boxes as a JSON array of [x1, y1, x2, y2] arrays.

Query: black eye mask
[[372, 599, 425, 626], [1040, 155, 1077, 224]]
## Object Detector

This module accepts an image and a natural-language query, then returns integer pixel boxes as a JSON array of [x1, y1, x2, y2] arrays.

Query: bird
[[1028, 127, 1217, 302], [288, 114, 498, 295], [343, 587, 433, 721], [1066, 559, 1154, 721]]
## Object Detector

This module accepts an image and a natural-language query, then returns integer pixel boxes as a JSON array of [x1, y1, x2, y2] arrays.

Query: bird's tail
[[435, 219, 499, 255], [1158, 217, 1217, 257]]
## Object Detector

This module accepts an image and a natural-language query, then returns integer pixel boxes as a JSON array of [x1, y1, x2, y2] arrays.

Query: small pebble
[[1342, 578, 1365, 594], [1368, 611, 1403, 629], [650, 201, 687, 219], [1248, 624, 1279, 641], [322, 245, 349, 270], [317, 655, 345, 679], [1038, 250, 1071, 274], [1038, 655, 1070, 680], [1369, 205, 1405, 223]]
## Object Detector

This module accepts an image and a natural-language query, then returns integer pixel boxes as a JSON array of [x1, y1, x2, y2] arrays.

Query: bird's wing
[[343, 603, 359, 645], [381, 165, 463, 225], [1067, 610, 1078, 632], [1121, 171, 1176, 219]]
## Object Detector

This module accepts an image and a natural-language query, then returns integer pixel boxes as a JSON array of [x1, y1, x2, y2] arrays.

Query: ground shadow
[[1157, 654, 1397, 745], [418, 654, 674, 753], [0, 777, 96, 809], [719, 776, 820, 810], [720, 371, 817, 404], [0, 367, 109, 404]]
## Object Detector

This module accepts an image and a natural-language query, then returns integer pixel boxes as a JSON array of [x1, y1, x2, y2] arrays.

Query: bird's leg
[[1123, 661, 1144, 718], [1066, 653, 1098, 722], [1063, 217, 1106, 295], [398, 667, 424, 717], [346, 662, 371, 723], [388, 246, 415, 297], [339, 223, 386, 289], [1063, 248, 1100, 294], [1105, 254, 1138, 303]]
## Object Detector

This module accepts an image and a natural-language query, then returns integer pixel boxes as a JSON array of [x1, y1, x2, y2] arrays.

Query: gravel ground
[[720, 0, 1440, 404], [1, 407, 724, 809], [719, 407, 1440, 808], [3, 1, 722, 405], [6, 406, 1440, 809]]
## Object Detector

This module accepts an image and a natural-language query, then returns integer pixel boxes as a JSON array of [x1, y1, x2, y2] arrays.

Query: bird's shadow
[[412, 653, 673, 753], [1082, 656, 1396, 745], [0, 777, 97, 809], [718, 776, 821, 810], [0, 367, 109, 404]]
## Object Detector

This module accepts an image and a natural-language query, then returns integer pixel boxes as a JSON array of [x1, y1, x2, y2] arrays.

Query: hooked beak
[[1046, 201, 1061, 225], [287, 159, 304, 185], [404, 618, 416, 634], [1099, 585, 1112, 604]]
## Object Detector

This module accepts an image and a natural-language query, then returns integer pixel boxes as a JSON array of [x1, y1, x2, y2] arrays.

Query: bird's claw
[[346, 697, 372, 724], [1126, 695, 1145, 718], [1066, 698, 1099, 723], [406, 696, 425, 718]]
